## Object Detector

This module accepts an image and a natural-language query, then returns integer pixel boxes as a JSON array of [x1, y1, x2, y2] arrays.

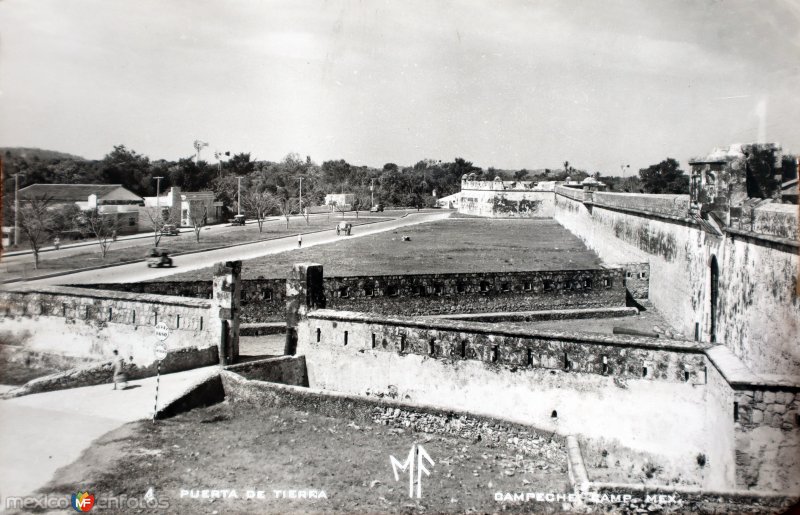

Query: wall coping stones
[[706, 345, 800, 391], [2, 284, 213, 309], [425, 306, 639, 322], [726, 226, 799, 251], [307, 309, 709, 353]]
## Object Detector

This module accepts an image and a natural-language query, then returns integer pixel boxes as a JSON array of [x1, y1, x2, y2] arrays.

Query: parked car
[[161, 224, 180, 236], [230, 214, 246, 226], [370, 204, 384, 212], [146, 248, 173, 268], [336, 222, 352, 236]]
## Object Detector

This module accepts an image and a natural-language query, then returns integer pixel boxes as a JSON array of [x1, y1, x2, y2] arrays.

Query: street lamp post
[[370, 178, 374, 208]]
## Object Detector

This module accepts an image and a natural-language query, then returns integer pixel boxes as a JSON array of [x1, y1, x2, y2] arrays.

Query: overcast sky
[[1, 0, 798, 173]]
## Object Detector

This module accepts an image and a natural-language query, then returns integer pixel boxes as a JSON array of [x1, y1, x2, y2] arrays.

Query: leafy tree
[[744, 147, 781, 198], [638, 158, 689, 194], [99, 145, 150, 192], [514, 169, 529, 181]]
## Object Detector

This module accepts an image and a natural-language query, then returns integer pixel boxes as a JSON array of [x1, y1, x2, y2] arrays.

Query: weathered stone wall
[[220, 370, 569, 460], [459, 180, 555, 218], [224, 355, 307, 385], [732, 387, 800, 491], [0, 285, 224, 369], [78, 268, 626, 322], [751, 203, 798, 239], [554, 190, 800, 377], [592, 192, 691, 218], [297, 309, 730, 489]]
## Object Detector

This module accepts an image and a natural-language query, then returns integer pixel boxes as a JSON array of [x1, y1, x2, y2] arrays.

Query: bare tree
[[190, 204, 208, 243], [17, 196, 56, 270], [352, 190, 371, 219], [143, 206, 173, 247], [277, 197, 298, 228], [241, 190, 278, 232], [82, 209, 118, 259], [333, 200, 348, 218]]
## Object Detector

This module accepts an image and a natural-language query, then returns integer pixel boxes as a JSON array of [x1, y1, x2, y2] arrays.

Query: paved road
[[0, 367, 218, 505], [20, 211, 449, 286], [0, 212, 393, 268]]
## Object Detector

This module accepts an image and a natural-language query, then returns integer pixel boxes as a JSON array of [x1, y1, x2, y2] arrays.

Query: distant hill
[[1, 147, 86, 161]]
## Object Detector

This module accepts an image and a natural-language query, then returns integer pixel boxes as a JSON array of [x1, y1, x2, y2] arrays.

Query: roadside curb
[[1, 212, 411, 285]]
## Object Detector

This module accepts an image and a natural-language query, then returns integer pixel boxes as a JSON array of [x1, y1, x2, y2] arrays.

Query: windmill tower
[[193, 140, 209, 163]]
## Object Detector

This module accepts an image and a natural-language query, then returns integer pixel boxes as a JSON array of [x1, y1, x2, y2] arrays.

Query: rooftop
[[17, 183, 138, 202]]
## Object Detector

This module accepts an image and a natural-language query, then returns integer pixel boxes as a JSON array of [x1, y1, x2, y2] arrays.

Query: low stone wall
[[220, 370, 567, 461], [80, 268, 627, 323], [224, 355, 307, 385], [0, 283, 228, 369], [4, 345, 218, 398]]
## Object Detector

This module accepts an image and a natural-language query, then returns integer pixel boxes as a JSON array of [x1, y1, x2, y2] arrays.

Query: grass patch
[[35, 401, 569, 514], [162, 218, 602, 281]]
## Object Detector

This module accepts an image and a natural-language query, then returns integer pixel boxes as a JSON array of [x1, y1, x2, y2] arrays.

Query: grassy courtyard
[[162, 217, 603, 281], [34, 401, 570, 514]]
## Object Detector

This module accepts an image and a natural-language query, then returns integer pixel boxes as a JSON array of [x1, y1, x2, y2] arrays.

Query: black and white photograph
[[0, 1, 798, 513]]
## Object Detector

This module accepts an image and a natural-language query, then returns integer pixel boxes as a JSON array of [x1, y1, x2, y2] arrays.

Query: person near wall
[[112, 350, 128, 390], [298, 234, 302, 248]]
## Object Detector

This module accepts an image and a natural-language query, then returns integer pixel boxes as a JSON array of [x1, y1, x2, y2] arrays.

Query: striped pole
[[153, 361, 160, 423]]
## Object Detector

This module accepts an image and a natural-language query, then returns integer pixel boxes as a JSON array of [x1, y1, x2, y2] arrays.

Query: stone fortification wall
[[78, 268, 626, 322], [553, 190, 800, 377], [591, 192, 691, 218], [294, 309, 800, 492], [0, 261, 242, 370], [0, 285, 219, 368], [459, 179, 555, 218], [751, 203, 798, 239], [297, 309, 728, 489]]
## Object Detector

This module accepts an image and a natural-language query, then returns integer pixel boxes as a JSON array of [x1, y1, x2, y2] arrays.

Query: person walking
[[112, 350, 128, 390], [298, 234, 302, 248]]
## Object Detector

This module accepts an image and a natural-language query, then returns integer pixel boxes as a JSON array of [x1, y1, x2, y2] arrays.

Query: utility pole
[[620, 164, 630, 179], [12, 170, 24, 246], [299, 177, 303, 214], [153, 176, 164, 217], [237, 176, 243, 216], [370, 178, 374, 208]]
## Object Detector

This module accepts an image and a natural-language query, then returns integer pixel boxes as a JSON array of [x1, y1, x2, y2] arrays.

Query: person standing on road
[[298, 234, 302, 248], [112, 350, 128, 390]]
